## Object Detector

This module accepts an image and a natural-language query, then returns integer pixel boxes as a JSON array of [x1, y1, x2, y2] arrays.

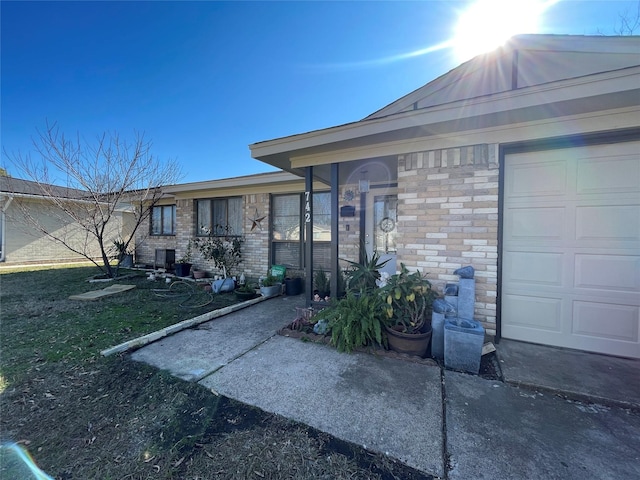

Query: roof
[[0, 176, 88, 199], [158, 170, 329, 200], [249, 34, 640, 179], [365, 34, 640, 120]]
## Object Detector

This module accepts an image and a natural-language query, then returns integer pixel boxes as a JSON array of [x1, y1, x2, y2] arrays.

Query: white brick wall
[[397, 143, 499, 334]]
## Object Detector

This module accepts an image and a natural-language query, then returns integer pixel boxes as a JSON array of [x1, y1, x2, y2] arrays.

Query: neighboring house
[[134, 171, 331, 280], [249, 35, 640, 359], [0, 176, 132, 265]]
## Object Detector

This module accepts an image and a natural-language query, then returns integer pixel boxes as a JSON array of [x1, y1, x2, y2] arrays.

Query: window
[[196, 197, 242, 236], [271, 192, 331, 269], [151, 205, 176, 235]]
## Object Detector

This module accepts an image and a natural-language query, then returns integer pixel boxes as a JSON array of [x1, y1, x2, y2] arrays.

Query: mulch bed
[[277, 325, 503, 381]]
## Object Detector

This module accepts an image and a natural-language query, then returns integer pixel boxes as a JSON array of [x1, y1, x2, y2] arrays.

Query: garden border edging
[[101, 295, 271, 356]]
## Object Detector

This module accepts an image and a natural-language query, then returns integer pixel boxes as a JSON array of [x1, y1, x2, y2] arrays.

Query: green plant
[[236, 282, 256, 293], [314, 292, 390, 353], [177, 239, 193, 264], [193, 225, 243, 277], [110, 239, 134, 271], [344, 249, 390, 293], [111, 239, 133, 260], [261, 273, 278, 287], [336, 266, 347, 297], [379, 263, 437, 334], [313, 267, 330, 295]]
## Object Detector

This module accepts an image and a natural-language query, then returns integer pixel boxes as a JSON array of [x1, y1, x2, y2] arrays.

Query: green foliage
[[344, 249, 390, 293], [315, 292, 390, 353], [236, 282, 257, 293], [261, 273, 278, 287], [336, 266, 347, 297], [111, 239, 133, 259], [313, 267, 330, 294], [379, 263, 437, 333], [193, 225, 243, 276], [177, 239, 193, 263]]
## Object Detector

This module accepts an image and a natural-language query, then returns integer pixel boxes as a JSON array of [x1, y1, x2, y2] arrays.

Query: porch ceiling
[[308, 155, 399, 187]]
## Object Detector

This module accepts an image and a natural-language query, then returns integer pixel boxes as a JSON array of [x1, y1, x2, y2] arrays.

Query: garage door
[[502, 140, 640, 359]]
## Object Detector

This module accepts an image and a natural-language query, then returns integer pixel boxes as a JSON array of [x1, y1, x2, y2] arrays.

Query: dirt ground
[[1, 353, 433, 480]]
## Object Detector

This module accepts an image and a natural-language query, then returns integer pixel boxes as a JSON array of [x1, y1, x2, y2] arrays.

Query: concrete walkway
[[130, 295, 640, 479]]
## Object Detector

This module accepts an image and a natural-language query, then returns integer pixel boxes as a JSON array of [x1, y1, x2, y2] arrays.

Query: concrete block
[[444, 318, 485, 374], [457, 278, 475, 320]]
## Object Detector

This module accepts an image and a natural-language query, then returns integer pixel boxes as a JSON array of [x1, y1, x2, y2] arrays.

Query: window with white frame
[[150, 205, 176, 235], [196, 197, 242, 236], [271, 192, 331, 269]]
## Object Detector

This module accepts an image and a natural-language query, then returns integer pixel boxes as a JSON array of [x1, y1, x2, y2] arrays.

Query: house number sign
[[304, 191, 311, 223]]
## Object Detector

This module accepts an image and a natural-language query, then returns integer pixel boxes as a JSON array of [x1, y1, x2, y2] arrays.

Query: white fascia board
[[1, 191, 104, 206], [291, 106, 640, 167], [161, 171, 301, 195], [252, 66, 640, 162]]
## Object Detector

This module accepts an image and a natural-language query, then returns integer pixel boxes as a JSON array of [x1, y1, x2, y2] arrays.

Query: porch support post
[[305, 166, 314, 307], [330, 162, 339, 299]]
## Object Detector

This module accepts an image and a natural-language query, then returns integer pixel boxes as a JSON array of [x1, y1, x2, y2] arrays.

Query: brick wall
[[135, 195, 271, 281], [241, 194, 270, 279], [396, 144, 499, 334]]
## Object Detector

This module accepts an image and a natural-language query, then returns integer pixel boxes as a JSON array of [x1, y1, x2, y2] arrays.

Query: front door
[[365, 191, 398, 277]]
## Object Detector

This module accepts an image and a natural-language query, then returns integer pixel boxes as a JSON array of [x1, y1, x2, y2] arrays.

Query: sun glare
[[453, 0, 558, 62]]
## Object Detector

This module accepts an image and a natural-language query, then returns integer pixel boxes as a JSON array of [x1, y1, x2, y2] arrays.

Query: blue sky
[[2, 1, 637, 184]]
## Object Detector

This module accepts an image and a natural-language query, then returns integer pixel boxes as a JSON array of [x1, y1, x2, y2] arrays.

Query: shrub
[[314, 292, 390, 353]]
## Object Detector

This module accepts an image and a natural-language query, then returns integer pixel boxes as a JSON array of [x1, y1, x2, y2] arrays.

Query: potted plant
[[260, 273, 281, 297], [112, 239, 134, 268], [313, 292, 390, 353], [379, 263, 438, 357], [235, 282, 258, 301], [174, 240, 193, 277], [284, 271, 304, 296], [192, 268, 207, 279]]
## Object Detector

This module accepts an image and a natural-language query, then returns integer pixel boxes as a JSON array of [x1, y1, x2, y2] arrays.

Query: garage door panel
[[506, 207, 566, 240], [506, 160, 567, 197], [502, 294, 563, 331], [503, 251, 564, 286], [574, 254, 640, 292], [575, 204, 640, 242], [573, 301, 639, 343], [577, 156, 640, 194], [502, 140, 640, 359]]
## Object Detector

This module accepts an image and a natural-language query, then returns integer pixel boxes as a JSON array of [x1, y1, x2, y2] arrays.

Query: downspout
[[0, 195, 14, 262]]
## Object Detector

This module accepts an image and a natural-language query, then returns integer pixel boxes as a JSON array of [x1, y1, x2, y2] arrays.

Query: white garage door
[[502, 140, 640, 359]]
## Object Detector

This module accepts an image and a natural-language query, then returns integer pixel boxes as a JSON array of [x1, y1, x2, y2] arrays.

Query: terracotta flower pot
[[193, 269, 206, 279], [385, 325, 432, 357]]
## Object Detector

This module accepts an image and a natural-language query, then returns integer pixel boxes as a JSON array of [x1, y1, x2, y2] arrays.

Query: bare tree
[[614, 0, 640, 34], [4, 121, 182, 277]]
